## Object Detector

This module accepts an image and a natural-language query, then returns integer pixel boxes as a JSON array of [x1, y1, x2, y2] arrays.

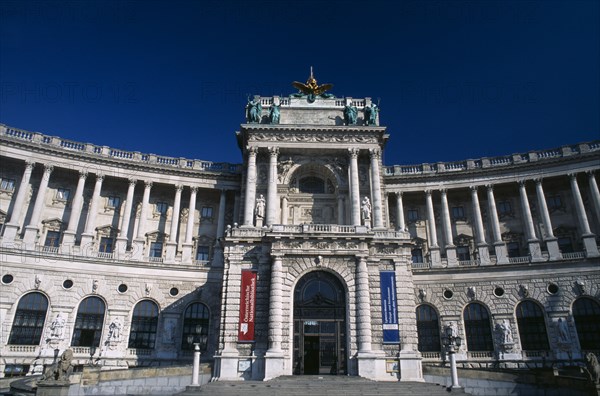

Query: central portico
[[215, 76, 423, 382]]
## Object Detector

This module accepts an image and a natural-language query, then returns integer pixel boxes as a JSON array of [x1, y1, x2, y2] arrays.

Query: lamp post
[[442, 324, 462, 389]]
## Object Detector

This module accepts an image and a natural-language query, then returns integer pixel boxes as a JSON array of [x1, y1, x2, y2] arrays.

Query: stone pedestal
[[477, 245, 491, 265], [528, 240, 545, 262], [446, 246, 458, 267], [263, 351, 286, 380], [255, 218, 264, 228], [429, 247, 442, 268], [216, 350, 244, 381], [357, 351, 387, 381], [181, 243, 193, 263], [36, 380, 70, 396], [60, 231, 76, 253], [115, 237, 129, 257], [545, 237, 562, 261], [2, 223, 19, 243], [494, 242, 509, 264], [165, 241, 177, 263], [398, 350, 424, 382], [131, 239, 145, 260], [79, 233, 94, 251], [582, 234, 600, 257], [23, 225, 39, 246]]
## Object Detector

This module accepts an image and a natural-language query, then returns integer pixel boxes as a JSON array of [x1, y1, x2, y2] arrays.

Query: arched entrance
[[293, 271, 347, 375]]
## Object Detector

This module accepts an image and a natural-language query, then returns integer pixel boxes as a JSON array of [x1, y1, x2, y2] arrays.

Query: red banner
[[238, 270, 257, 342]]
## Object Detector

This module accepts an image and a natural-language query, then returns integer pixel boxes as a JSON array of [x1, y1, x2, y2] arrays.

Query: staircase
[[176, 375, 470, 395]]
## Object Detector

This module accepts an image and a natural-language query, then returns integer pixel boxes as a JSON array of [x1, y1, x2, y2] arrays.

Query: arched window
[[299, 177, 325, 194], [463, 303, 493, 351], [516, 301, 549, 350], [8, 292, 49, 345], [181, 302, 209, 351], [416, 305, 441, 352], [573, 297, 600, 350], [71, 297, 106, 347], [128, 300, 159, 349]]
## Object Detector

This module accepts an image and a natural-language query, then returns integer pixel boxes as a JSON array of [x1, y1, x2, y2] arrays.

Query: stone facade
[[0, 87, 599, 382]]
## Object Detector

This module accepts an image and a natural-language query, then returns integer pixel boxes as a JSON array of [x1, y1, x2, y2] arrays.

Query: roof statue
[[291, 67, 334, 103]]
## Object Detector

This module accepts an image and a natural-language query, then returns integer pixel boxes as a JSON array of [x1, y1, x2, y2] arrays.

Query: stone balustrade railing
[[1, 124, 241, 174], [383, 141, 600, 177]]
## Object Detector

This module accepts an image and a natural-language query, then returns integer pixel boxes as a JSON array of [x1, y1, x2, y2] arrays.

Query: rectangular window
[[196, 246, 210, 261], [56, 188, 70, 201], [411, 248, 423, 263], [497, 201, 512, 216], [156, 202, 168, 215], [451, 206, 465, 220], [407, 209, 418, 222], [557, 237, 573, 253], [457, 246, 471, 261], [507, 242, 520, 257], [0, 178, 15, 191], [107, 196, 120, 208], [44, 231, 61, 247], [201, 207, 213, 218], [99, 237, 113, 253], [547, 195, 562, 211], [149, 242, 163, 258]]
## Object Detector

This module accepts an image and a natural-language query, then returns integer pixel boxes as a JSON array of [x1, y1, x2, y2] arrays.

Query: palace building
[[1, 78, 599, 382]]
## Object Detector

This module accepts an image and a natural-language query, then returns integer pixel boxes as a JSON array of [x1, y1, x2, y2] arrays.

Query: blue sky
[[1, 0, 598, 166]]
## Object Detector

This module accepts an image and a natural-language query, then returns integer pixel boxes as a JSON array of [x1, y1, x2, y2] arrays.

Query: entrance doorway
[[293, 271, 346, 375]]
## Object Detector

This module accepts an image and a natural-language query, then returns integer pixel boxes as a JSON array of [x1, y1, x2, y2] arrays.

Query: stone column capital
[[247, 146, 258, 156], [469, 185, 478, 193], [25, 160, 35, 170], [144, 180, 153, 188], [534, 178, 543, 185], [95, 174, 105, 182], [271, 253, 283, 261], [369, 148, 381, 159], [175, 184, 184, 192], [189, 185, 199, 193], [128, 178, 137, 186], [268, 146, 280, 156], [396, 191, 403, 198], [586, 170, 596, 177], [424, 189, 432, 196], [348, 147, 360, 158], [78, 170, 89, 179], [568, 173, 577, 180], [486, 183, 494, 191], [518, 179, 527, 187], [43, 164, 54, 174], [439, 188, 448, 195]]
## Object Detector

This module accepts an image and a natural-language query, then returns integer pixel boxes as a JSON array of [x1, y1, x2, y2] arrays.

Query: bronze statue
[[291, 67, 333, 103]]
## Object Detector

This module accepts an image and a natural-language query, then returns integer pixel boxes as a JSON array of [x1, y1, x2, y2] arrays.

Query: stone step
[[175, 376, 470, 396]]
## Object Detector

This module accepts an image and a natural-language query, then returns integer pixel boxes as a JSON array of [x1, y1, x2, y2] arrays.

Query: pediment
[[145, 230, 168, 241], [96, 225, 119, 237], [42, 218, 64, 230]]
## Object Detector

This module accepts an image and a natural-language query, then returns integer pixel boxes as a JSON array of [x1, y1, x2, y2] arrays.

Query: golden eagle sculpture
[[292, 67, 333, 102]]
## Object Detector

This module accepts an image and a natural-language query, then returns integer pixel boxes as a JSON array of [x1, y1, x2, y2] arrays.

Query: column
[[61, 171, 88, 249], [337, 196, 345, 225], [518, 181, 543, 261], [349, 148, 361, 226], [132, 181, 152, 260], [369, 148, 384, 228], [587, 171, 600, 225], [356, 256, 372, 352], [212, 189, 228, 267], [535, 179, 561, 260], [486, 185, 509, 264], [425, 190, 441, 267], [569, 173, 599, 257], [264, 254, 285, 380], [440, 189, 457, 267], [281, 196, 288, 225], [266, 146, 279, 226], [395, 192, 405, 231], [165, 184, 183, 262], [23, 164, 53, 245], [470, 186, 491, 265], [182, 186, 197, 263], [79, 174, 104, 249], [3, 161, 34, 242], [116, 178, 136, 255], [243, 146, 258, 227], [233, 191, 241, 226]]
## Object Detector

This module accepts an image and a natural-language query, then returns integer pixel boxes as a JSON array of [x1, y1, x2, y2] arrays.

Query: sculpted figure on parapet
[[361, 196, 372, 221], [269, 102, 280, 124], [246, 96, 262, 123], [255, 194, 266, 219], [364, 102, 379, 126], [344, 102, 358, 125]]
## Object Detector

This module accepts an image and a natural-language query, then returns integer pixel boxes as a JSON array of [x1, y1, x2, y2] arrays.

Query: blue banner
[[380, 271, 399, 343]]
